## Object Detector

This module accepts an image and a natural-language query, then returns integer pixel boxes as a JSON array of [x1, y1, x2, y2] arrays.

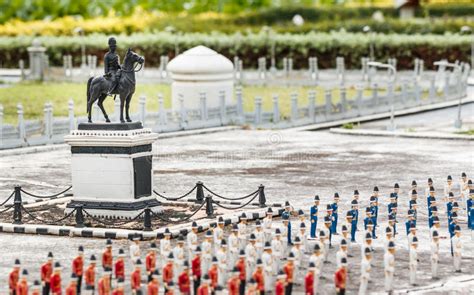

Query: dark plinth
[[78, 122, 143, 131]]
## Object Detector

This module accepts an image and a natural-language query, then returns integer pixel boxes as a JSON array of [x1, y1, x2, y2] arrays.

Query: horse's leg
[[87, 90, 99, 123], [125, 93, 132, 122], [119, 94, 125, 123], [98, 94, 110, 123]]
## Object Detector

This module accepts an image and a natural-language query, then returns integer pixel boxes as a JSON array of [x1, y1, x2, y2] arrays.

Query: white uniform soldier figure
[[255, 220, 265, 257], [384, 241, 396, 294], [453, 225, 462, 273], [245, 234, 258, 281], [262, 241, 274, 291], [281, 216, 290, 254], [431, 230, 440, 279], [407, 223, 417, 249], [201, 230, 213, 275], [129, 235, 141, 265], [444, 175, 454, 200], [173, 235, 185, 283], [358, 247, 372, 295], [319, 229, 329, 263], [430, 216, 441, 237], [271, 228, 284, 272], [308, 244, 322, 294], [228, 224, 240, 267], [217, 239, 228, 286], [160, 228, 172, 263], [336, 239, 348, 269], [187, 222, 199, 261], [362, 232, 373, 256], [409, 236, 419, 286], [290, 236, 303, 284], [297, 222, 309, 254], [214, 217, 225, 251], [237, 213, 248, 250], [298, 209, 307, 229], [263, 208, 274, 242], [384, 226, 394, 251], [459, 173, 468, 208]]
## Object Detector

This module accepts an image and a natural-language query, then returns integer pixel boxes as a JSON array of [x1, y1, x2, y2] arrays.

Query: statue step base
[[78, 121, 143, 131]]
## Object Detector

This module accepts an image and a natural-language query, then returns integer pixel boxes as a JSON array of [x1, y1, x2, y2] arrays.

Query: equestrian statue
[[86, 37, 144, 123]]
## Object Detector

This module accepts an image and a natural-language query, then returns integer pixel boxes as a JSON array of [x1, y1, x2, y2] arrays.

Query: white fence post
[[49, 102, 53, 139], [17, 104, 25, 142], [356, 86, 363, 115], [254, 97, 262, 125], [272, 94, 280, 124], [68, 99, 75, 131], [157, 94, 167, 126], [236, 86, 244, 122], [308, 90, 316, 123], [429, 76, 436, 102], [139, 95, 146, 125], [290, 93, 298, 122], [325, 89, 332, 117]]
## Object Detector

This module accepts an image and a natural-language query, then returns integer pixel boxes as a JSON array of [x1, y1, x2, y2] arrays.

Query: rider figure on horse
[[104, 37, 121, 96]]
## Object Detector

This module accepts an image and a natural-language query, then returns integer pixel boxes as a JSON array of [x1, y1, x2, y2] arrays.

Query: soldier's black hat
[[454, 225, 461, 232], [54, 262, 61, 269], [118, 249, 125, 257], [203, 274, 210, 280], [288, 252, 295, 260], [411, 180, 417, 186], [428, 196, 436, 203], [183, 261, 189, 267], [341, 239, 348, 246], [277, 270, 286, 279], [453, 202, 459, 209], [168, 281, 175, 287], [195, 246, 202, 253], [108, 37, 117, 45], [449, 192, 454, 197], [282, 214, 289, 221], [300, 222, 306, 228], [365, 232, 372, 240], [431, 206, 438, 212], [367, 220, 373, 226], [22, 269, 28, 276], [240, 213, 247, 220], [256, 258, 263, 266], [433, 216, 440, 223], [430, 186, 435, 192], [314, 195, 320, 201], [447, 175, 452, 180], [192, 221, 198, 228], [313, 244, 320, 251], [78, 246, 84, 253], [432, 230, 439, 237], [351, 199, 358, 205], [205, 230, 212, 237], [249, 233, 256, 241], [90, 254, 97, 262], [106, 239, 112, 246], [256, 220, 262, 226], [212, 256, 218, 263], [275, 228, 281, 235], [370, 196, 376, 202], [410, 223, 416, 229], [428, 178, 433, 183], [136, 259, 143, 265], [411, 190, 417, 195], [394, 183, 399, 188], [373, 186, 379, 192], [409, 200, 417, 206], [264, 242, 271, 250], [341, 257, 347, 265], [324, 216, 331, 223], [178, 235, 185, 242], [70, 273, 77, 280], [221, 239, 227, 247], [354, 190, 359, 195], [334, 192, 340, 198], [345, 211, 353, 218], [319, 230, 326, 237], [388, 241, 395, 249], [326, 204, 333, 211], [298, 209, 304, 216], [167, 253, 174, 260], [218, 217, 224, 224], [232, 224, 238, 231], [451, 211, 458, 219], [468, 180, 472, 184], [408, 209, 414, 216], [249, 278, 256, 284], [365, 207, 371, 213], [341, 224, 348, 232], [267, 208, 273, 214], [412, 236, 418, 244], [239, 250, 245, 257], [47, 252, 53, 259], [164, 228, 171, 235], [309, 262, 316, 269], [388, 214, 395, 221], [364, 247, 372, 254], [294, 236, 301, 244], [392, 203, 398, 208], [385, 226, 392, 233], [285, 201, 290, 207], [150, 242, 157, 249], [462, 172, 467, 177], [470, 189, 474, 195], [152, 269, 160, 278], [33, 280, 40, 286]]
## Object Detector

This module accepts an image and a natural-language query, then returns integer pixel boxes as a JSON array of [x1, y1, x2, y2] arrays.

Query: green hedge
[[0, 32, 470, 70]]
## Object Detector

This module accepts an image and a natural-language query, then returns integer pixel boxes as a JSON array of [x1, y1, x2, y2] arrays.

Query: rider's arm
[[104, 54, 109, 73]]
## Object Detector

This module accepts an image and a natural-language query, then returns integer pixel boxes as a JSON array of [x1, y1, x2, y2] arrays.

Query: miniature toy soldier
[[114, 249, 126, 284], [272, 229, 284, 268], [388, 193, 397, 215], [188, 222, 199, 261], [320, 229, 329, 265], [147, 270, 160, 295], [262, 242, 274, 292], [468, 189, 474, 239], [178, 261, 191, 295], [85, 255, 97, 292], [362, 232, 373, 255], [238, 213, 248, 249], [98, 268, 111, 295], [9, 258, 20, 295], [246, 234, 258, 281], [298, 209, 306, 226], [66, 272, 78, 295], [341, 224, 349, 242], [208, 257, 219, 292], [407, 223, 417, 249], [405, 209, 416, 235], [452, 202, 460, 221], [409, 180, 417, 198], [282, 214, 292, 249], [16, 269, 28, 295], [425, 178, 434, 196], [163, 253, 174, 293], [161, 228, 172, 262], [388, 213, 396, 237], [192, 246, 203, 294], [349, 200, 358, 240], [252, 259, 265, 295], [297, 222, 309, 253], [282, 201, 293, 219], [197, 275, 211, 295], [449, 211, 459, 255], [430, 205, 439, 230], [50, 262, 62, 295], [459, 173, 468, 205], [352, 190, 360, 225], [409, 190, 418, 209], [145, 242, 157, 282], [213, 216, 225, 252], [290, 237, 303, 282], [228, 267, 241, 295], [393, 183, 400, 201], [409, 236, 418, 286], [72, 246, 84, 294], [310, 195, 320, 238], [235, 250, 246, 295], [331, 193, 340, 234], [431, 230, 440, 279], [384, 226, 394, 251], [131, 259, 142, 295], [283, 252, 295, 294], [384, 241, 396, 295], [31, 280, 41, 295], [430, 216, 441, 237], [229, 225, 240, 267], [305, 262, 317, 295], [201, 231, 213, 275], [40, 253, 52, 295], [336, 239, 348, 269], [165, 281, 176, 295], [263, 208, 274, 242], [369, 196, 378, 238], [247, 278, 258, 295], [359, 247, 372, 295], [173, 236, 186, 283], [364, 208, 375, 239], [334, 257, 347, 295], [444, 175, 454, 199], [104, 37, 122, 96], [324, 209, 333, 247], [447, 192, 454, 221], [453, 225, 462, 272], [275, 270, 286, 295], [255, 220, 265, 256], [112, 279, 124, 295], [103, 239, 113, 284], [427, 187, 436, 220], [130, 235, 141, 266], [217, 239, 228, 286]]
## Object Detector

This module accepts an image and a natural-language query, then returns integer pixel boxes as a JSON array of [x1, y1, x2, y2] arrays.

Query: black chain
[[21, 205, 76, 224], [0, 191, 14, 207], [203, 185, 260, 201], [212, 191, 259, 210], [20, 186, 72, 199], [152, 202, 205, 223], [153, 185, 197, 201], [83, 209, 144, 226], [0, 206, 12, 215]]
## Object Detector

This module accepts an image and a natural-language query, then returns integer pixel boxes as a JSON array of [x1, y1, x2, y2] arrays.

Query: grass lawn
[[0, 82, 419, 124]]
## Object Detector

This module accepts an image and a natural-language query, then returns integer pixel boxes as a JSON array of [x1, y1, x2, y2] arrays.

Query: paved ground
[[0, 129, 473, 293]]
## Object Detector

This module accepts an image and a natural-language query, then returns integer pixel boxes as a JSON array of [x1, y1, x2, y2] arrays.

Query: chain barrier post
[[196, 181, 204, 203], [205, 195, 214, 217], [13, 185, 22, 224], [144, 207, 152, 231], [75, 205, 85, 228], [258, 184, 266, 208]]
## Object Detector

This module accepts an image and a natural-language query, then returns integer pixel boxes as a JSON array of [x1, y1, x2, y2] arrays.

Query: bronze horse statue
[[86, 48, 144, 123]]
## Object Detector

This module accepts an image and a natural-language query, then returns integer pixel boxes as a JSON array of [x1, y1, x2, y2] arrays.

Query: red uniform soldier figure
[[50, 262, 62, 295], [16, 269, 28, 295], [178, 261, 191, 295], [131, 259, 143, 295], [197, 274, 211, 295], [275, 271, 286, 295], [208, 257, 218, 292], [85, 255, 97, 292], [41, 252, 53, 295], [72, 246, 84, 294], [192, 246, 202, 294], [235, 250, 246, 295], [305, 262, 316, 295], [112, 279, 124, 295], [31, 280, 41, 295], [114, 249, 126, 282], [283, 252, 295, 295], [98, 268, 111, 295], [146, 242, 157, 283], [9, 259, 20, 295], [252, 259, 264, 295], [162, 253, 174, 293], [102, 239, 113, 285], [334, 257, 348, 295], [65, 273, 78, 295], [228, 267, 240, 295], [147, 270, 160, 295]]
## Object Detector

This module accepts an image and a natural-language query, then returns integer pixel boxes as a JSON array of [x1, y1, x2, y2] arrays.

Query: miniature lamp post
[[73, 27, 86, 69], [363, 25, 375, 61], [434, 61, 463, 128], [368, 61, 397, 131], [460, 26, 473, 73]]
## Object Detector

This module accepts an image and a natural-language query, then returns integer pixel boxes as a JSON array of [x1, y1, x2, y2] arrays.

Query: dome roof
[[167, 45, 234, 75]]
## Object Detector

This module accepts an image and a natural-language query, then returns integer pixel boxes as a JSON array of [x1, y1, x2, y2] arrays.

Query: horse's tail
[[86, 76, 93, 113]]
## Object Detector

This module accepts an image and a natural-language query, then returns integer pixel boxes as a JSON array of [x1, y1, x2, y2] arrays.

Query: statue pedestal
[[64, 122, 160, 218]]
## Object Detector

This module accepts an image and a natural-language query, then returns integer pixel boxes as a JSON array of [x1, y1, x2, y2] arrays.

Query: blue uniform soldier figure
[[372, 186, 380, 228], [447, 192, 454, 222], [282, 201, 292, 220], [349, 201, 358, 242], [393, 183, 400, 201], [468, 189, 474, 237], [409, 200, 418, 220], [310, 195, 320, 238], [104, 37, 122, 96], [282, 214, 292, 246], [388, 193, 397, 215], [388, 213, 397, 237], [405, 209, 417, 235], [427, 186, 436, 215], [326, 204, 334, 235], [331, 193, 340, 235], [409, 190, 417, 209], [449, 212, 459, 256], [352, 190, 360, 229]]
